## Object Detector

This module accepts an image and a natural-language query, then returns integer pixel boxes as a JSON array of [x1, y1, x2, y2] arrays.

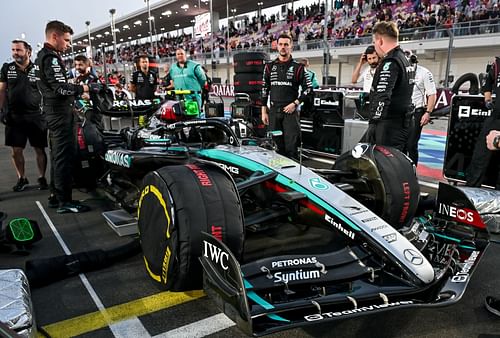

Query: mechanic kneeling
[[261, 32, 313, 159]]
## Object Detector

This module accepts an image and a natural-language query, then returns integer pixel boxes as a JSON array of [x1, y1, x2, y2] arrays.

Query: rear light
[[77, 127, 86, 150]]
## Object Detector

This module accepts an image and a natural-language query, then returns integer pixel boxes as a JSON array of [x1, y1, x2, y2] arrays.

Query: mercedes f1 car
[[75, 95, 498, 336]]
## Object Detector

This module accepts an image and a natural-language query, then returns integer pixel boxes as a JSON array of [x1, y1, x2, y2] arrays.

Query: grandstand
[[68, 0, 500, 86]]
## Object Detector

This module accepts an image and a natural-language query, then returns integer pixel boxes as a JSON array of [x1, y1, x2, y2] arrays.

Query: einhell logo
[[457, 105, 491, 119], [438, 203, 473, 222]]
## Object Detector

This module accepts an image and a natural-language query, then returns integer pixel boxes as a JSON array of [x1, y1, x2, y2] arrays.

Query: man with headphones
[[405, 51, 437, 165]]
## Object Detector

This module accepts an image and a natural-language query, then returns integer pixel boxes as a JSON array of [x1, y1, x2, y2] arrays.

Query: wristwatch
[[494, 135, 500, 150]]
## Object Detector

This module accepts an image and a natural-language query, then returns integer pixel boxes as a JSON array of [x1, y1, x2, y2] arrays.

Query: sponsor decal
[[325, 214, 355, 239], [274, 269, 321, 283], [271, 81, 293, 86], [105, 150, 132, 168], [304, 300, 414, 321], [369, 224, 387, 232], [186, 164, 212, 186], [458, 105, 491, 119], [211, 84, 234, 97], [437, 203, 485, 228], [343, 205, 370, 216], [352, 143, 370, 159], [203, 240, 229, 270], [161, 246, 172, 283], [404, 249, 423, 265], [382, 233, 398, 243], [383, 62, 391, 71], [211, 225, 222, 241], [451, 250, 480, 283], [313, 98, 340, 106], [268, 157, 295, 169], [309, 177, 329, 190], [399, 182, 411, 223], [362, 217, 378, 224], [112, 98, 161, 108], [271, 257, 318, 268], [214, 162, 239, 175], [9, 65, 15, 70], [52, 57, 59, 65]]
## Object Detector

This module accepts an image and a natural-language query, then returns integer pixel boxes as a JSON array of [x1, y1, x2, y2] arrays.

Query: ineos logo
[[404, 249, 423, 265]]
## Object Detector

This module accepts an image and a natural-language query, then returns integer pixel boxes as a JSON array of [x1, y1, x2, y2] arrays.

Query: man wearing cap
[[0, 40, 48, 192], [351, 45, 380, 93], [363, 21, 415, 152], [406, 52, 437, 165]]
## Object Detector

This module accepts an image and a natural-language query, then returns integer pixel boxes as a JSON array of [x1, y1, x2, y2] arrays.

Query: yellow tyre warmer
[[138, 163, 244, 291], [334, 145, 420, 230]]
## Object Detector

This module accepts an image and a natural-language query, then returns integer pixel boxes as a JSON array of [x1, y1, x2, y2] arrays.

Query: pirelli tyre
[[233, 52, 269, 73], [334, 144, 420, 229], [451, 72, 479, 95], [138, 163, 244, 291], [234, 73, 264, 93]]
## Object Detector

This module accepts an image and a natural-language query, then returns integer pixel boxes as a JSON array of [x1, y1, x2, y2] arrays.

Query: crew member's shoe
[[56, 201, 91, 214], [38, 177, 49, 190], [48, 194, 59, 208], [12, 177, 29, 192], [485, 296, 500, 317]]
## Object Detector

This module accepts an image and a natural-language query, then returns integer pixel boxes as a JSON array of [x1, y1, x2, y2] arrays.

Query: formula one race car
[[78, 106, 497, 336]]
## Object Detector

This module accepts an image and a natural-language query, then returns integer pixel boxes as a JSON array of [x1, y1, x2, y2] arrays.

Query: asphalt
[[0, 122, 499, 338]]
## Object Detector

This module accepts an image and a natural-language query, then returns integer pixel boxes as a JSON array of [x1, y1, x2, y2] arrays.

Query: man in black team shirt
[[73, 54, 103, 130], [261, 32, 313, 159], [37, 20, 94, 214], [363, 21, 415, 152], [129, 55, 157, 101], [0, 40, 48, 192]]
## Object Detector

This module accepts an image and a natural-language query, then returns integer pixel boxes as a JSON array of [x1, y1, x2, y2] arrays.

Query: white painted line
[[153, 313, 235, 338], [109, 317, 151, 338], [36, 201, 151, 338]]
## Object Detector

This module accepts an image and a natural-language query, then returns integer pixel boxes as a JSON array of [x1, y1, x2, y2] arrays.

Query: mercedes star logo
[[404, 249, 423, 265]]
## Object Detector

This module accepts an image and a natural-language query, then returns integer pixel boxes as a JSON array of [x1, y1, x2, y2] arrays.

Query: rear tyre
[[138, 163, 244, 291], [233, 52, 269, 73]]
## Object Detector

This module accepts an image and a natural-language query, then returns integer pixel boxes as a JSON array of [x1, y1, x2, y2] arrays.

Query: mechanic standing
[[363, 21, 415, 152], [37, 20, 91, 213], [351, 45, 380, 93], [73, 54, 103, 130], [406, 52, 437, 165], [0, 40, 48, 192], [129, 55, 157, 101], [466, 56, 500, 187], [261, 32, 313, 159], [169, 48, 207, 116], [129, 55, 158, 126]]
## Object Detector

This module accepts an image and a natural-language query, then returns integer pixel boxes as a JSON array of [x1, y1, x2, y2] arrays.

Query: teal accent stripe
[[244, 278, 290, 322], [266, 313, 291, 323], [432, 232, 461, 243], [199, 149, 360, 231], [198, 149, 273, 174], [275, 175, 361, 231]]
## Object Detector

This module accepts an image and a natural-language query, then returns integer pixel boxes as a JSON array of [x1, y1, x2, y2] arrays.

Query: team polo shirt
[[0, 61, 41, 114]]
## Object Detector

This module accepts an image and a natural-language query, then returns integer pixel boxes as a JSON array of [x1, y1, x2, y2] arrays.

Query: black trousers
[[407, 108, 425, 165], [45, 105, 77, 204], [269, 106, 300, 159], [362, 118, 409, 153], [466, 117, 500, 187]]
